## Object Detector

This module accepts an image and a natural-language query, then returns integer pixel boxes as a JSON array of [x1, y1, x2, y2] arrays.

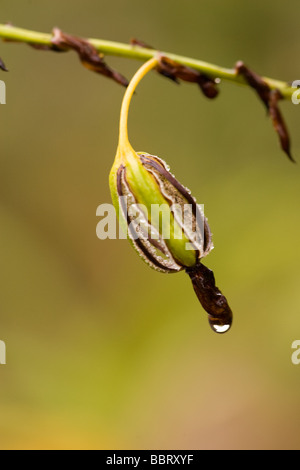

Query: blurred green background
[[1, 0, 300, 450]]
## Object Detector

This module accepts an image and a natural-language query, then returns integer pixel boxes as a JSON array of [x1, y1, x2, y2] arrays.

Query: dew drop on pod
[[109, 57, 233, 334]]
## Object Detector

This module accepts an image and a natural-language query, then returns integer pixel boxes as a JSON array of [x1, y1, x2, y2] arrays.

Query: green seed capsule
[[109, 57, 233, 334], [114, 151, 213, 272]]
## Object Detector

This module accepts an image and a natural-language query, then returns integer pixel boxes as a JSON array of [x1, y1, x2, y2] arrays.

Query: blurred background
[[0, 0, 300, 450]]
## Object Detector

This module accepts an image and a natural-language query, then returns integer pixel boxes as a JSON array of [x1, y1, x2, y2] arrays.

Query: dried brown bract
[[130, 39, 219, 98], [157, 56, 219, 99], [0, 57, 8, 71], [186, 263, 233, 334], [268, 89, 294, 162], [51, 28, 128, 87], [236, 61, 294, 162], [130, 38, 155, 50]]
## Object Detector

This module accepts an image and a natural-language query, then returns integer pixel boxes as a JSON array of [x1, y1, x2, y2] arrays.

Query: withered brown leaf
[[130, 39, 219, 99], [236, 61, 294, 162], [51, 28, 128, 87], [130, 38, 155, 50], [158, 56, 219, 99], [268, 89, 294, 162], [0, 57, 8, 72]]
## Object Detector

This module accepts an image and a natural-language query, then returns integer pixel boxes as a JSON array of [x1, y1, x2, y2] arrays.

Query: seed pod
[[109, 57, 233, 333], [113, 151, 213, 273]]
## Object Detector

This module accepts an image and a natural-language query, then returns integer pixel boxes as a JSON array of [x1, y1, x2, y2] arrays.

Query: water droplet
[[209, 317, 232, 334]]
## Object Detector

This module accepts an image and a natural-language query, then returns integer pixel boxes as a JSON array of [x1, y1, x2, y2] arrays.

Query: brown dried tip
[[0, 57, 8, 72], [130, 40, 219, 99], [268, 89, 294, 162], [158, 56, 219, 99], [186, 263, 233, 334], [130, 38, 155, 50], [51, 28, 128, 87], [236, 61, 294, 162]]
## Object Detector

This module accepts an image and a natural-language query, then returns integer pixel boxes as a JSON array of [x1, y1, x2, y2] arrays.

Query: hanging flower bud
[[109, 57, 233, 333], [114, 151, 213, 273]]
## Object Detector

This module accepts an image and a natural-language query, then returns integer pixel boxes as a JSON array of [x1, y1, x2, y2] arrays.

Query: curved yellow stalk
[[115, 57, 159, 164]]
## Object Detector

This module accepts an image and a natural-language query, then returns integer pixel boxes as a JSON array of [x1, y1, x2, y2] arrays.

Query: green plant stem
[[119, 57, 158, 148], [0, 23, 295, 99]]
